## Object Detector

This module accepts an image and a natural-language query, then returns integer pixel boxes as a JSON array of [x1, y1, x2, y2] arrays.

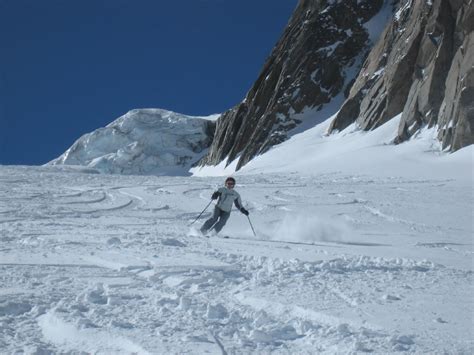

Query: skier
[[200, 177, 249, 235]]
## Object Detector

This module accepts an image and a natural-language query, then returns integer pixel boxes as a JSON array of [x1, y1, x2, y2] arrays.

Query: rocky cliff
[[202, 0, 473, 171], [329, 0, 473, 151], [200, 0, 387, 170]]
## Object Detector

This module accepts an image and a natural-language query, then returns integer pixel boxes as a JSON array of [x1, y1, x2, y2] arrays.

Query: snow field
[[0, 165, 472, 353]]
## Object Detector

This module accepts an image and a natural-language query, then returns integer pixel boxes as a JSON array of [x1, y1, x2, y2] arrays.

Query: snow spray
[[271, 212, 348, 243]]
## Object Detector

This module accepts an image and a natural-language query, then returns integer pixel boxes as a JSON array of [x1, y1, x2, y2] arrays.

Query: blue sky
[[0, 0, 296, 165]]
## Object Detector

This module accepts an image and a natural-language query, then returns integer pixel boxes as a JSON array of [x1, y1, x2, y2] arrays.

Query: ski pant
[[200, 206, 230, 233]]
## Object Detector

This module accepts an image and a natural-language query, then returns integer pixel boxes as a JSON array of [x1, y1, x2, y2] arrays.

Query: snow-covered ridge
[[48, 109, 218, 175]]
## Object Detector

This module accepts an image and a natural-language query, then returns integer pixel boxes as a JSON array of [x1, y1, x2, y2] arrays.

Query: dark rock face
[[434, 1, 473, 151], [201, 0, 384, 170], [330, 0, 429, 132], [330, 0, 473, 152]]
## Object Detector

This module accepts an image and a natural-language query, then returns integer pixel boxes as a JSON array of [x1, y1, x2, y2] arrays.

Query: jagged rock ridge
[[329, 0, 473, 151], [200, 0, 386, 170]]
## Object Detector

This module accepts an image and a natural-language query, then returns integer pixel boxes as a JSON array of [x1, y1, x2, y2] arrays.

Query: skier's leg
[[200, 207, 220, 233], [212, 210, 230, 233]]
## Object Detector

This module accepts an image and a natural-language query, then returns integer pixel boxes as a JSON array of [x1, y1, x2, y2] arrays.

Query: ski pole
[[247, 215, 257, 237], [189, 200, 213, 226]]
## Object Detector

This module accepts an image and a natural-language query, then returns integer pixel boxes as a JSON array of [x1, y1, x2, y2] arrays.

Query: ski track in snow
[[0, 166, 472, 354]]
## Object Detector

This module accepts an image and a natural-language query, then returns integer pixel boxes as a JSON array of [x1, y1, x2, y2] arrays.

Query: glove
[[211, 191, 221, 200], [240, 208, 249, 216]]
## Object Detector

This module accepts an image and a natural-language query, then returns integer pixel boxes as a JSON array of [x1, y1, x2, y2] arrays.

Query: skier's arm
[[212, 187, 225, 200], [234, 196, 249, 215]]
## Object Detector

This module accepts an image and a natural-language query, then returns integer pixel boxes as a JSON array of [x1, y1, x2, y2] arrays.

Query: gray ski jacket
[[215, 187, 243, 213]]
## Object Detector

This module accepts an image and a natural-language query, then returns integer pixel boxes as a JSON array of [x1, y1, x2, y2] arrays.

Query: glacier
[[48, 108, 218, 175]]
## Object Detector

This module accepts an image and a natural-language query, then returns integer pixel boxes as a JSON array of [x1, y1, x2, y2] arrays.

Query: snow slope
[[48, 109, 218, 176], [1, 152, 472, 353], [191, 113, 473, 183], [3, 95, 474, 353]]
